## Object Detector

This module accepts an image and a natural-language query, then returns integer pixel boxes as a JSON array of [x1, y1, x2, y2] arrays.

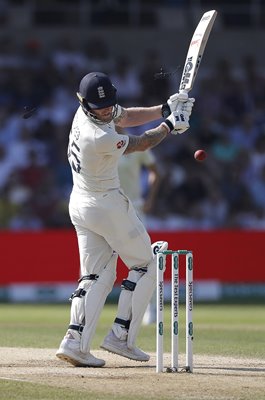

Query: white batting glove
[[163, 110, 190, 135], [162, 93, 195, 118], [177, 97, 195, 117]]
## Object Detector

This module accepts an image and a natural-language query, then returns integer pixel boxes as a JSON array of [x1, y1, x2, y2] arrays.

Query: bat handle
[[178, 89, 189, 97]]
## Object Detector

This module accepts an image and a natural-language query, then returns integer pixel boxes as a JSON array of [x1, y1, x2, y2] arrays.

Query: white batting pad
[[127, 241, 168, 348], [79, 252, 118, 353]]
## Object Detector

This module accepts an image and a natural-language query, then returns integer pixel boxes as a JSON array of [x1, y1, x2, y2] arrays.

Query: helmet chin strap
[[82, 104, 119, 125], [88, 109, 110, 125]]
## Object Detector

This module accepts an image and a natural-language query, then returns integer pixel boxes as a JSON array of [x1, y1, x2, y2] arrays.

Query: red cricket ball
[[194, 149, 207, 161]]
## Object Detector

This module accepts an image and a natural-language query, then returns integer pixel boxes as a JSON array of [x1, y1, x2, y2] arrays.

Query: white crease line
[[0, 377, 31, 383]]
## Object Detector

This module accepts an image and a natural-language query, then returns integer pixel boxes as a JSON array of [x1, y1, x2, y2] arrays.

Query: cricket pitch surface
[[0, 347, 264, 400]]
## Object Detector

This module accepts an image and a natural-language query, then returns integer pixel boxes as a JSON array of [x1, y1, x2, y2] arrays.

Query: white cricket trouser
[[69, 188, 153, 277]]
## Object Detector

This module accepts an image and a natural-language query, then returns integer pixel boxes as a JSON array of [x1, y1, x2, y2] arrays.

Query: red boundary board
[[0, 230, 264, 284]]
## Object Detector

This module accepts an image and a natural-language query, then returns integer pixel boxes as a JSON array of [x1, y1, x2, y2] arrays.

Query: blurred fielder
[[118, 142, 161, 222], [56, 72, 194, 367], [118, 142, 161, 325]]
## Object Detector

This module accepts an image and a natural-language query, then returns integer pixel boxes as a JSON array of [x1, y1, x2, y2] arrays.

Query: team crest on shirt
[[116, 140, 126, 149]]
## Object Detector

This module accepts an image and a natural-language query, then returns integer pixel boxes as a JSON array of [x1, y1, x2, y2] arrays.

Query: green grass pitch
[[0, 303, 264, 358]]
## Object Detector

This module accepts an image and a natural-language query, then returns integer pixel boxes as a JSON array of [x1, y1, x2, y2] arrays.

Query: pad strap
[[78, 274, 99, 283], [121, 279, 136, 291], [68, 324, 84, 333], [114, 317, 131, 330], [132, 266, 147, 273], [69, 288, 86, 301]]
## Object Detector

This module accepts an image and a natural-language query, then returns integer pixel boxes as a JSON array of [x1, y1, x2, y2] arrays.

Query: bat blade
[[179, 10, 217, 94]]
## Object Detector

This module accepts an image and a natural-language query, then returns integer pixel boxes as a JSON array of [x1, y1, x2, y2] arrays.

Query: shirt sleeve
[[95, 127, 129, 155]]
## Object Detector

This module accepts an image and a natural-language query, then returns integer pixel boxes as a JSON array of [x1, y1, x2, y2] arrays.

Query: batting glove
[[163, 110, 190, 135], [162, 92, 195, 118]]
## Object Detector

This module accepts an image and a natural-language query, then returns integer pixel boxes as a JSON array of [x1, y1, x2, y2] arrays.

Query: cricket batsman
[[56, 72, 195, 367]]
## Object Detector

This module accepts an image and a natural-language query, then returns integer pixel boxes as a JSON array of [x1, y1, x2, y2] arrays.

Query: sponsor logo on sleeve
[[117, 139, 126, 149]]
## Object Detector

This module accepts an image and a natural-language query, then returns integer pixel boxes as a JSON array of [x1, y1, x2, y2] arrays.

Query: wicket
[[156, 250, 193, 373]]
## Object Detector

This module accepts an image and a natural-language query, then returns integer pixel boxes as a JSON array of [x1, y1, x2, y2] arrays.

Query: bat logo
[[191, 39, 201, 47], [194, 55, 202, 77], [180, 57, 193, 90]]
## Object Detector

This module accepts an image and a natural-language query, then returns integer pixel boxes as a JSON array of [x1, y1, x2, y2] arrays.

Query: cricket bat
[[178, 10, 217, 95]]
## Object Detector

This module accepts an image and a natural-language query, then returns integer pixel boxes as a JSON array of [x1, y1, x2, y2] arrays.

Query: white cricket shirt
[[68, 106, 129, 192]]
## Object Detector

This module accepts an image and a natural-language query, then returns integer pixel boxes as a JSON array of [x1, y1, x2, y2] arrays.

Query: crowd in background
[[0, 35, 265, 231]]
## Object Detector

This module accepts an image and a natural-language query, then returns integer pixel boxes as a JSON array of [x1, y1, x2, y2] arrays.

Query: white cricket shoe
[[101, 330, 150, 362], [56, 337, 105, 367]]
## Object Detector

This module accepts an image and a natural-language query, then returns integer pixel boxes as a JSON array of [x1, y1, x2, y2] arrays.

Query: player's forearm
[[124, 123, 168, 154], [117, 105, 162, 128]]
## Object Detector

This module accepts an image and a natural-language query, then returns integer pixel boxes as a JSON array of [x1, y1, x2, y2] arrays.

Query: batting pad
[[127, 241, 168, 348], [76, 252, 118, 354]]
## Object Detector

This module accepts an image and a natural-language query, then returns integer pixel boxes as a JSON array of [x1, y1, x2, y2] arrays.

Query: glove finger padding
[[178, 98, 195, 117], [168, 92, 189, 104], [163, 93, 195, 118]]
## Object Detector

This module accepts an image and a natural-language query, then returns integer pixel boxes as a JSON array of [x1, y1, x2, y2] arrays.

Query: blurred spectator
[[52, 36, 88, 73], [0, 34, 264, 231], [198, 185, 229, 228], [0, 144, 16, 190], [248, 164, 265, 209], [139, 49, 171, 105], [110, 55, 142, 106], [249, 134, 265, 176], [17, 149, 50, 190], [85, 36, 114, 73], [229, 113, 260, 149], [8, 204, 44, 231]]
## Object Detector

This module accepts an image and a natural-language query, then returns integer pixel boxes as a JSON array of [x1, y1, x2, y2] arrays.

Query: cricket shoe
[[56, 337, 105, 367], [100, 330, 150, 362]]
